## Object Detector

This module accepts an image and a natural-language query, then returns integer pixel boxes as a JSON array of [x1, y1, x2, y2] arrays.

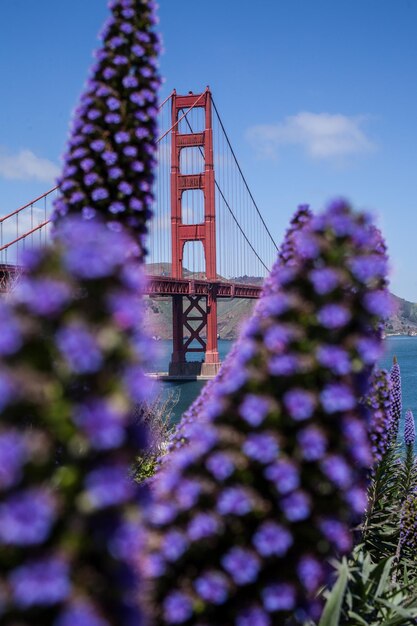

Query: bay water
[[150, 336, 417, 433]]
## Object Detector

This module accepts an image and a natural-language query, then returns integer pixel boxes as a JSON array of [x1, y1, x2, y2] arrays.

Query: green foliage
[[134, 388, 179, 482], [319, 547, 417, 626], [363, 446, 403, 562]]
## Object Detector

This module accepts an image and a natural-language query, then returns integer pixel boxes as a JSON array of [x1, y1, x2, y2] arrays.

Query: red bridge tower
[[169, 88, 221, 377]]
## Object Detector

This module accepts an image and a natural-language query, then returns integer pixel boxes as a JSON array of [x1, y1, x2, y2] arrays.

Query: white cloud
[[246, 112, 374, 160], [0, 148, 59, 182]]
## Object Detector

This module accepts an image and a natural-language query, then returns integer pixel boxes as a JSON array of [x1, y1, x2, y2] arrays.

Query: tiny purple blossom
[[243, 433, 279, 463], [321, 383, 355, 413], [264, 459, 300, 494], [281, 490, 311, 521], [253, 521, 293, 557], [222, 548, 260, 585], [163, 592, 193, 624], [262, 583, 296, 612], [9, 558, 70, 608], [309, 268, 339, 295], [0, 488, 56, 545], [217, 487, 252, 516], [194, 571, 229, 605], [317, 304, 351, 329], [297, 426, 327, 461], [283, 389, 315, 421]]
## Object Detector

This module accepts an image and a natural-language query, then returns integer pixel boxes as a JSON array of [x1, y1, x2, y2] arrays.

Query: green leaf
[[319, 559, 349, 626]]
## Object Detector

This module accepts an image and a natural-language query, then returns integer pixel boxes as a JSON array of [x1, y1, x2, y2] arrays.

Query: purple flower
[[264, 459, 300, 494], [0, 488, 56, 545], [364, 290, 392, 317], [162, 531, 188, 562], [390, 356, 402, 442], [56, 323, 102, 374], [122, 75, 138, 88], [194, 571, 229, 605], [74, 400, 126, 449], [253, 521, 293, 557], [0, 302, 22, 354], [106, 96, 120, 110], [119, 181, 133, 195], [108, 519, 144, 564], [316, 345, 351, 375], [163, 591, 193, 624], [320, 383, 355, 413], [281, 490, 311, 521], [15, 278, 71, 316], [187, 512, 220, 541], [309, 268, 339, 294], [319, 519, 352, 552], [109, 166, 123, 179], [109, 201, 125, 214], [90, 139, 106, 152], [297, 555, 324, 593], [269, 354, 299, 376], [102, 150, 118, 165], [115, 130, 130, 143], [262, 583, 296, 612], [55, 601, 109, 626], [206, 451, 235, 480], [80, 157, 94, 171], [404, 409, 415, 446], [84, 172, 99, 186], [0, 430, 27, 490], [321, 454, 352, 488], [9, 558, 70, 608], [356, 337, 383, 364], [239, 394, 271, 426], [283, 388, 315, 421], [217, 487, 252, 516], [297, 426, 327, 461], [222, 547, 260, 585], [317, 304, 351, 329], [243, 433, 279, 463], [92, 187, 109, 201], [237, 606, 271, 626], [349, 254, 388, 282], [84, 464, 134, 509]]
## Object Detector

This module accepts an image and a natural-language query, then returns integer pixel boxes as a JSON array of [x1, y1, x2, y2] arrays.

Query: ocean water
[[151, 336, 417, 431]]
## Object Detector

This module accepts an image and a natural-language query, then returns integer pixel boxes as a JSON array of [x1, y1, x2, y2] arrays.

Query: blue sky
[[1, 1, 416, 299]]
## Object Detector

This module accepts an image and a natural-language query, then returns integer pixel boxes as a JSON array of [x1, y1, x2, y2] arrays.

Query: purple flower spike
[[365, 368, 394, 466], [404, 409, 415, 446], [0, 0, 160, 623], [143, 200, 390, 624], [52, 0, 160, 256], [389, 356, 402, 443]]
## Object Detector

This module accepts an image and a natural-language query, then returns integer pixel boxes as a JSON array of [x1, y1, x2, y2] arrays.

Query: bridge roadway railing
[[145, 275, 261, 299]]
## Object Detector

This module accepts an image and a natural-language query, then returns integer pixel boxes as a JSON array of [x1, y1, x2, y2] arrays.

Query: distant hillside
[[143, 285, 417, 340], [386, 294, 417, 335]]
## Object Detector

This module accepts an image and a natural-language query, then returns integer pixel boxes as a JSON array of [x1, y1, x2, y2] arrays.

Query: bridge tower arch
[[169, 88, 221, 376]]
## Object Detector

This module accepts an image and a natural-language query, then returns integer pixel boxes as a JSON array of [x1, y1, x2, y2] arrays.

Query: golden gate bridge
[[0, 88, 278, 377]]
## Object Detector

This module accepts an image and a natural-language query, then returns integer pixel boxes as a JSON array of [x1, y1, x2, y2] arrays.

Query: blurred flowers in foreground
[[142, 200, 391, 625]]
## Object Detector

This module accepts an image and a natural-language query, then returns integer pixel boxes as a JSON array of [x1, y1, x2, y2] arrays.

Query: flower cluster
[[142, 200, 390, 625], [0, 219, 151, 625], [389, 356, 402, 443], [0, 1, 160, 623], [365, 368, 393, 466], [399, 490, 417, 560], [53, 0, 161, 254], [404, 409, 415, 447]]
